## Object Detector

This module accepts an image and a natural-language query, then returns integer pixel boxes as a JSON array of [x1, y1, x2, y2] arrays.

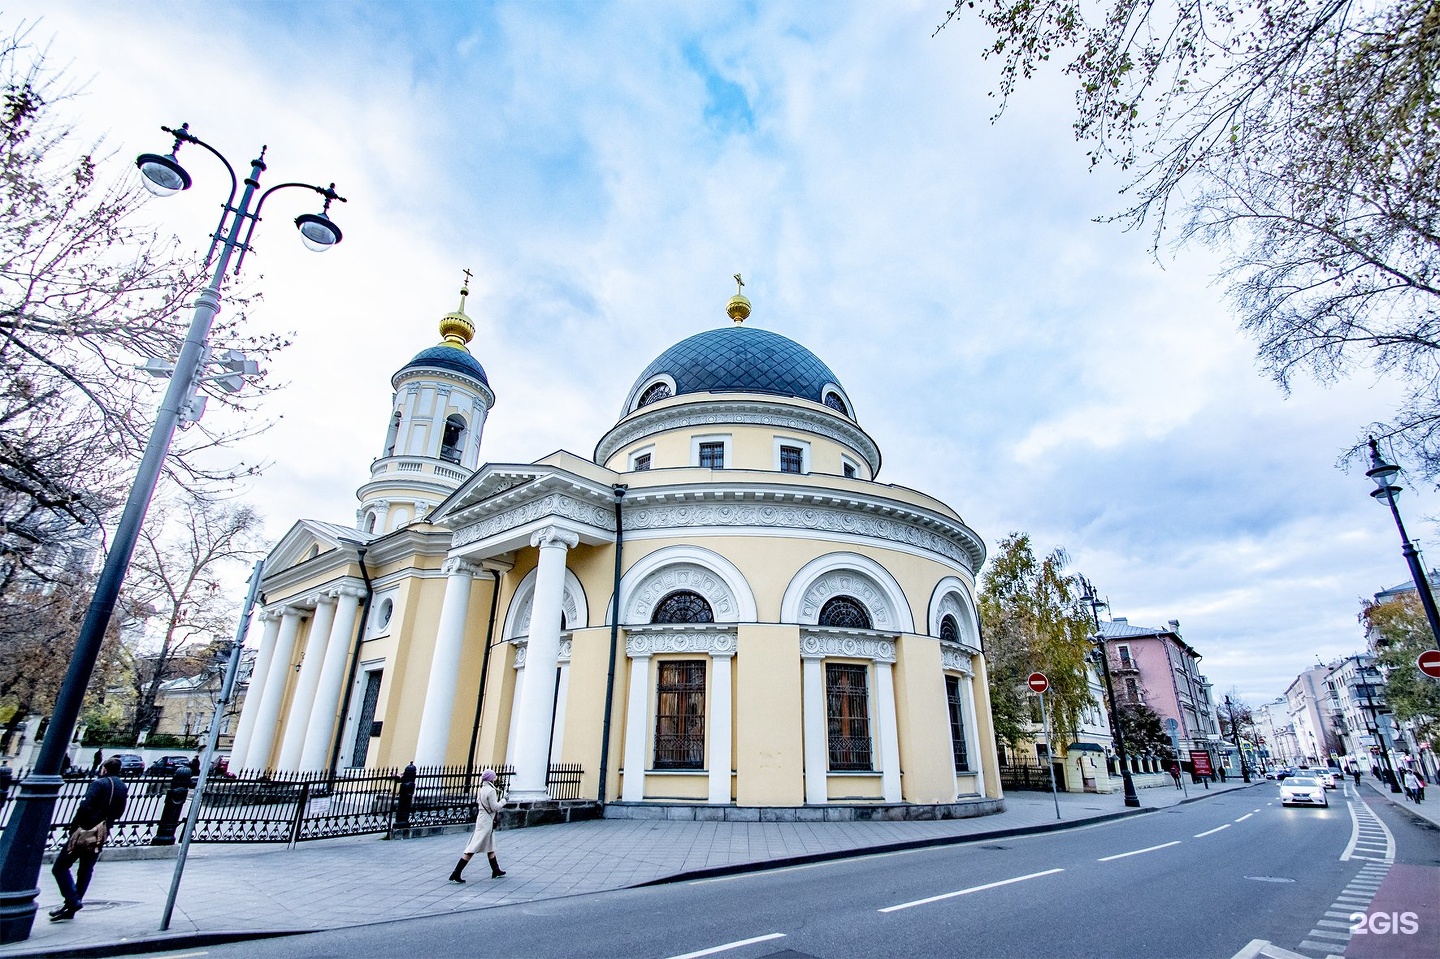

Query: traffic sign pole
[[1030, 674, 1061, 821]]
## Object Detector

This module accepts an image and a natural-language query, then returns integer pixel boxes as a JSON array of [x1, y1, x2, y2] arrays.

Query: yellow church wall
[[644, 773, 708, 800], [735, 624, 804, 806], [558, 626, 613, 799], [473, 640, 518, 768], [893, 634, 957, 804], [375, 572, 449, 766], [971, 655, 1003, 799], [827, 775, 882, 801], [433, 572, 502, 766]]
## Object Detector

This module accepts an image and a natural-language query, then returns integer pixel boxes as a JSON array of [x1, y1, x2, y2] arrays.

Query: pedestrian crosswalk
[[1295, 787, 1396, 956]]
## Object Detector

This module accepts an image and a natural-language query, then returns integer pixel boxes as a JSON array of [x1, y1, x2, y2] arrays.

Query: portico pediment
[[434, 461, 618, 555]]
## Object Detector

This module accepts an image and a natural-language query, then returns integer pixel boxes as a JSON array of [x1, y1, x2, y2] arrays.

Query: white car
[[1280, 776, 1329, 807], [1316, 770, 1337, 789]]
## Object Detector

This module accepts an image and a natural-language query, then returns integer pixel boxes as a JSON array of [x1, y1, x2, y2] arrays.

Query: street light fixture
[[0, 122, 345, 944], [1078, 577, 1141, 808], [1365, 437, 1440, 651]]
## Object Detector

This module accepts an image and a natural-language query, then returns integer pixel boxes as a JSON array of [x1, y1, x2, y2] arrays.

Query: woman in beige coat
[[449, 769, 506, 881]]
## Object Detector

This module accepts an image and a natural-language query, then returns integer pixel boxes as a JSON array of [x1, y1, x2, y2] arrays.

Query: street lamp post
[[0, 124, 344, 944], [1223, 695, 1252, 783], [1079, 577, 1140, 808], [1365, 438, 1440, 651], [1357, 674, 1403, 794]]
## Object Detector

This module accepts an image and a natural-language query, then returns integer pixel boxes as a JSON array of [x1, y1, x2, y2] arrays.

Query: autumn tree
[[1115, 701, 1174, 759], [979, 532, 1098, 754], [938, 0, 1440, 474], [119, 493, 262, 739], [1362, 593, 1440, 752]]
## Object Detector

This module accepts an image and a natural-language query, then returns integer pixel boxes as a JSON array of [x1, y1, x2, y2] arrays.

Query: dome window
[[651, 590, 715, 624], [818, 595, 872, 629], [638, 381, 673, 408], [439, 413, 467, 464], [940, 615, 959, 644], [823, 392, 849, 416]]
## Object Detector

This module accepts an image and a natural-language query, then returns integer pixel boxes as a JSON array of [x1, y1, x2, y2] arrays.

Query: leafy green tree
[[937, 0, 1440, 474], [1116, 701, 1174, 759], [1362, 593, 1440, 752], [980, 532, 1098, 753]]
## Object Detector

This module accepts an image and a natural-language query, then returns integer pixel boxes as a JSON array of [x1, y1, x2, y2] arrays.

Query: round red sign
[[1418, 649, 1440, 679], [1027, 672, 1049, 693]]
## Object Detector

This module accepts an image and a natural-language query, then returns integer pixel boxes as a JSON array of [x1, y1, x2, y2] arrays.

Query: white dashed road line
[[1194, 824, 1231, 838], [1097, 840, 1181, 862], [1235, 813, 1255, 823], [664, 933, 787, 959], [878, 868, 1065, 913]]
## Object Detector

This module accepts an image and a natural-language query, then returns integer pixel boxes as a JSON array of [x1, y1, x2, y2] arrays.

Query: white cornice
[[594, 397, 881, 474]]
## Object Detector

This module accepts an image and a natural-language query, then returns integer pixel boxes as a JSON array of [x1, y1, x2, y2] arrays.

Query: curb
[[0, 930, 301, 959]]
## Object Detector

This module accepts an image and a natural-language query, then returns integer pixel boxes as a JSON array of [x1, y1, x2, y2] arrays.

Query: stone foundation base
[[601, 796, 1004, 823]]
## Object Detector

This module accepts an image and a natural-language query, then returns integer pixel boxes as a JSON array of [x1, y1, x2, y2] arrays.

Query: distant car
[[1280, 775, 1329, 808], [111, 753, 145, 776], [1274, 767, 1295, 780], [1316, 769, 1337, 789], [145, 755, 193, 777]]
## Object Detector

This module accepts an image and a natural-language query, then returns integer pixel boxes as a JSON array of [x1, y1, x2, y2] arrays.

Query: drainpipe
[[328, 544, 374, 778], [597, 484, 627, 804], [466, 569, 503, 789]]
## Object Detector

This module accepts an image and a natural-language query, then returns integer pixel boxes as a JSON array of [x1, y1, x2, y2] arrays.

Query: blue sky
[[34, 0, 1434, 705]]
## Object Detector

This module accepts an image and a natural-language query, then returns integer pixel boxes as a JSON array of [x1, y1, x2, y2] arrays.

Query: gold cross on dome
[[734, 273, 744, 294]]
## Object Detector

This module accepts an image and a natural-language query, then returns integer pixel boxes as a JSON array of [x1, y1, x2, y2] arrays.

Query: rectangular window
[[634, 453, 651, 471], [699, 442, 725, 469], [653, 660, 706, 769], [1117, 644, 1132, 666], [946, 675, 970, 772], [780, 445, 803, 473], [825, 663, 872, 770], [843, 462, 857, 478], [1124, 677, 1139, 702]]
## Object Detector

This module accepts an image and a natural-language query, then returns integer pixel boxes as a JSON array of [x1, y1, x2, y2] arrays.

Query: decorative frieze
[[941, 642, 973, 675], [799, 632, 896, 664], [451, 493, 614, 547], [512, 634, 573, 669], [626, 628, 738, 658]]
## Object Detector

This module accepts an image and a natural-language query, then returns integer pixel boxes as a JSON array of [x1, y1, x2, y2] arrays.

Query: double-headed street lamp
[[0, 123, 345, 944], [1078, 577, 1141, 808], [1365, 437, 1440, 651]]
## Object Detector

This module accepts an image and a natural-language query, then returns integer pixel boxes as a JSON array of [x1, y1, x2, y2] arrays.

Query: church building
[[228, 278, 1002, 814]]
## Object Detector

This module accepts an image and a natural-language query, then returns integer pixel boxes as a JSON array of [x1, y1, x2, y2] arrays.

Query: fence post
[[288, 781, 310, 849]]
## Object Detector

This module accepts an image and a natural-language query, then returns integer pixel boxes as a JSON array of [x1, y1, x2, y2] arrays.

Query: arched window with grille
[[823, 391, 849, 416], [651, 590, 714, 624], [818, 595, 871, 629], [439, 413, 467, 463], [940, 614, 959, 644], [638, 381, 673, 408]]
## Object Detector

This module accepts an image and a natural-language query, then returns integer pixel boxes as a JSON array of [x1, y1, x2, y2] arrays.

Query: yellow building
[[231, 280, 1002, 817]]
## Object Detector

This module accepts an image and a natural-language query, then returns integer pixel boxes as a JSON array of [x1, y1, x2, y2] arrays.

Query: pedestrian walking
[[50, 756, 128, 921], [89, 749, 102, 773], [448, 768, 507, 882], [1169, 763, 1182, 789], [1351, 767, 1361, 787]]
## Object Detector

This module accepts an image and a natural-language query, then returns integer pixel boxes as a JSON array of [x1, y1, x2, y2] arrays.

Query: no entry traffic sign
[[1027, 672, 1049, 693], [1418, 649, 1440, 679]]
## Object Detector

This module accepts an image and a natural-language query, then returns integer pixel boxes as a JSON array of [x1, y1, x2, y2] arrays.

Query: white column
[[510, 527, 579, 799], [229, 611, 281, 769], [414, 558, 482, 766], [708, 652, 733, 804], [277, 595, 336, 770], [802, 655, 827, 805], [962, 671, 986, 797], [298, 587, 364, 771], [877, 661, 902, 802], [620, 651, 651, 802], [505, 653, 525, 764], [244, 606, 304, 771]]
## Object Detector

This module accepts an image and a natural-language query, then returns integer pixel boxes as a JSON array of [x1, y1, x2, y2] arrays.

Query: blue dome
[[398, 345, 490, 388], [627, 326, 845, 410]]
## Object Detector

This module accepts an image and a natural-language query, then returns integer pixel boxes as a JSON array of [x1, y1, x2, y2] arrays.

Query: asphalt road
[[146, 782, 1438, 959]]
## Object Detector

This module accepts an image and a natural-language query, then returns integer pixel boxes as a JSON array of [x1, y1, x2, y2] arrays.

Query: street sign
[[1163, 718, 1179, 733], [1027, 672, 1049, 693], [1190, 750, 1214, 778], [1418, 649, 1440, 679]]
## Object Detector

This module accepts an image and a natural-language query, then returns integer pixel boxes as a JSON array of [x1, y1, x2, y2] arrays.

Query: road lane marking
[[1235, 813, 1254, 822], [1098, 840, 1181, 862], [664, 933, 786, 959], [1194, 824, 1231, 838], [878, 868, 1064, 913]]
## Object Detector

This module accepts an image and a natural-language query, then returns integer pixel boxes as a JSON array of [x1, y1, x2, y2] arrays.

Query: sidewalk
[[0, 779, 1257, 957], [1355, 774, 1440, 829]]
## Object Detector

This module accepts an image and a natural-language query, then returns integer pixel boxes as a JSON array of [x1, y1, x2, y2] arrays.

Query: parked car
[[145, 755, 194, 777], [1280, 775, 1329, 808], [111, 753, 145, 775]]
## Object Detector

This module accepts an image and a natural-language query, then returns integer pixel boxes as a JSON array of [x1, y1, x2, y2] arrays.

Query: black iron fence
[[0, 763, 582, 850], [997, 760, 1057, 792]]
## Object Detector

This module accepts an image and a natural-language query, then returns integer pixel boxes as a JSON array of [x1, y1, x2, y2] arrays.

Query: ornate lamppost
[[1365, 438, 1440, 651], [0, 124, 344, 943], [1078, 577, 1140, 808]]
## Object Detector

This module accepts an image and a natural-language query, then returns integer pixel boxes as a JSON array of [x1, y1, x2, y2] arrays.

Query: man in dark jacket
[[49, 756, 128, 921]]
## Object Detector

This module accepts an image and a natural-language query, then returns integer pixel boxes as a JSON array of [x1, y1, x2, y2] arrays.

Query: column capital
[[441, 557, 486, 577], [531, 526, 580, 551], [328, 583, 368, 601]]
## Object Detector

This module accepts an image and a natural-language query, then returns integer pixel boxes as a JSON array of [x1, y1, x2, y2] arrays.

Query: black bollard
[[152, 768, 193, 846]]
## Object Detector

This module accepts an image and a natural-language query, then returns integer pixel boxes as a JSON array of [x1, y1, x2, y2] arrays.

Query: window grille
[[818, 595, 871, 629], [946, 675, 970, 772], [699, 442, 725, 469], [633, 453, 651, 471], [439, 414, 466, 464], [780, 445, 803, 473], [654, 660, 706, 769], [823, 392, 849, 416], [825, 663, 872, 770], [650, 590, 714, 624], [940, 615, 959, 644], [639, 382, 672, 407]]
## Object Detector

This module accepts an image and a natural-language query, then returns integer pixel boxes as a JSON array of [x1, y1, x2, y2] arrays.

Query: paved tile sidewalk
[[1356, 774, 1440, 829], [1, 779, 1256, 957]]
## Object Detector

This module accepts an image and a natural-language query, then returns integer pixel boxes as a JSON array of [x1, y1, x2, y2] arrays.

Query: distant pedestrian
[[1169, 763, 1182, 789], [90, 749, 102, 773], [448, 769, 506, 882], [50, 757, 128, 921], [1351, 768, 1361, 787], [1401, 768, 1424, 803]]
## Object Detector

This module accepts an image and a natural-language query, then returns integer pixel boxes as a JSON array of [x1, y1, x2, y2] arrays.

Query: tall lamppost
[[1223, 695, 1251, 783], [1078, 577, 1140, 808], [0, 123, 344, 943], [1365, 437, 1440, 651]]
